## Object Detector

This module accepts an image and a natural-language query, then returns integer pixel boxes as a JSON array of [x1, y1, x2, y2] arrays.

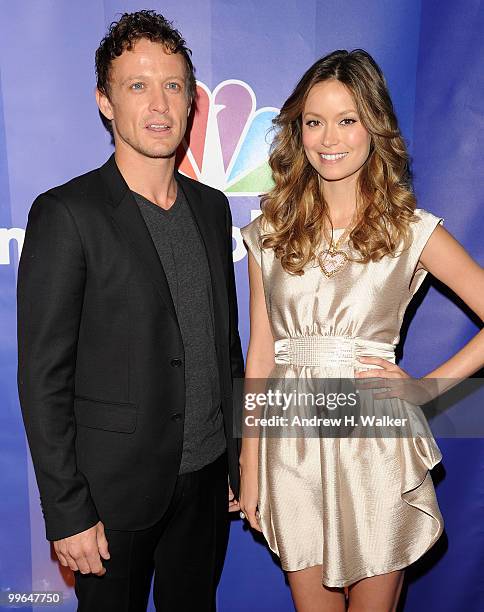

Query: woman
[[239, 49, 484, 611]]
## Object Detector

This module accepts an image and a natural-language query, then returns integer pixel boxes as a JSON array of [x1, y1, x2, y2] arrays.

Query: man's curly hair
[[95, 10, 196, 101]]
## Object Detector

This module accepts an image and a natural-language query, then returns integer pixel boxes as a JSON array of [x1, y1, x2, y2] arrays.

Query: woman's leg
[[347, 569, 404, 612], [287, 565, 346, 612]]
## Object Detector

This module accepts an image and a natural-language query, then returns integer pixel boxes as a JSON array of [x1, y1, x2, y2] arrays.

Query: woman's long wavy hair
[[261, 49, 418, 275]]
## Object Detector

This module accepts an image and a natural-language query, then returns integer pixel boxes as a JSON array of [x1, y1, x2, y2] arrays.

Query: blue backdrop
[[0, 1, 482, 610]]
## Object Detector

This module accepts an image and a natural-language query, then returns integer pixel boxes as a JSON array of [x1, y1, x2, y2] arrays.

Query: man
[[17, 10, 243, 611]]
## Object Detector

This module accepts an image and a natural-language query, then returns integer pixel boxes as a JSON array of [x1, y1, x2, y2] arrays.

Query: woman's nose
[[321, 125, 338, 148]]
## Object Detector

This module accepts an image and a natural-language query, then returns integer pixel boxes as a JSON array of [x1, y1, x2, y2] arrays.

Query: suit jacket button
[[171, 413, 182, 422], [170, 358, 183, 367]]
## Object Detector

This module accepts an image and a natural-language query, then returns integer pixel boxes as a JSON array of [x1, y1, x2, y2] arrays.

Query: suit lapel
[[176, 173, 229, 334], [99, 155, 179, 326]]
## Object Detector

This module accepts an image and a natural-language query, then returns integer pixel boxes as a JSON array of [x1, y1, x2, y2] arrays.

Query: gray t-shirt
[[133, 186, 225, 474]]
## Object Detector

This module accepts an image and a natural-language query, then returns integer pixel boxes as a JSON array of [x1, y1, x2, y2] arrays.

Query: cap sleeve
[[240, 215, 263, 266], [409, 208, 444, 294]]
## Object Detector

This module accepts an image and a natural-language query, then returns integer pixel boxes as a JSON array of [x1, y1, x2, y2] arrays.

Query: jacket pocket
[[74, 396, 137, 433]]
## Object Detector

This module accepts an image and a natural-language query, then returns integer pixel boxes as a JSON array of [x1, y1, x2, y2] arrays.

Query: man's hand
[[228, 484, 240, 512], [53, 521, 110, 575]]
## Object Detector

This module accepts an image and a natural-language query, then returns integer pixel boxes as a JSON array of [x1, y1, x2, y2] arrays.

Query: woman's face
[[302, 79, 371, 184]]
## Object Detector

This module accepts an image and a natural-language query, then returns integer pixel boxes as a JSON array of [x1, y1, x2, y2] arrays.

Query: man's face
[[97, 38, 191, 160]]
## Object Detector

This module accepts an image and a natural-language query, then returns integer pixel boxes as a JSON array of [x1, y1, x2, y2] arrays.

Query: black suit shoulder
[[177, 172, 225, 199], [177, 172, 229, 214], [33, 163, 231, 221], [39, 166, 107, 211]]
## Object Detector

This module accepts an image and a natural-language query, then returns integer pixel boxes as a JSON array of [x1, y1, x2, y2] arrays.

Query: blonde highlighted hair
[[261, 49, 418, 275]]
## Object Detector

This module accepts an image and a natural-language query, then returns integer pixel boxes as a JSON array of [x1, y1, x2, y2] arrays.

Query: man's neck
[[114, 147, 178, 210]]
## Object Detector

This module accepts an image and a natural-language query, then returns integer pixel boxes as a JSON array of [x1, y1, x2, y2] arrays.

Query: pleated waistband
[[274, 335, 395, 368]]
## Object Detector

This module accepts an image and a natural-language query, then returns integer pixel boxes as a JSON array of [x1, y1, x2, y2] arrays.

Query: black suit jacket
[[17, 154, 244, 541]]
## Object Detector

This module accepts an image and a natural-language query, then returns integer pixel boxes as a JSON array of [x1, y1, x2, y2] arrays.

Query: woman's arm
[[239, 250, 274, 531], [357, 225, 483, 400], [418, 225, 484, 379]]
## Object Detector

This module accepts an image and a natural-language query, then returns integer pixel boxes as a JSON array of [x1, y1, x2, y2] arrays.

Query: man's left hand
[[228, 485, 240, 512]]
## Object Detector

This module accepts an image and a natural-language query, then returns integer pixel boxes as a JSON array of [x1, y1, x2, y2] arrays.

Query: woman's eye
[[130, 82, 144, 90], [305, 120, 320, 127], [340, 118, 357, 125]]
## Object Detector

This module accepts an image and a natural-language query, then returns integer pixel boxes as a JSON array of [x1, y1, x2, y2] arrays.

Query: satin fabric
[[240, 208, 444, 587]]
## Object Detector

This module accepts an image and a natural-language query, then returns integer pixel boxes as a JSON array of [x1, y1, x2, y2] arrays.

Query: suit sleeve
[[223, 195, 244, 497], [224, 195, 245, 382], [17, 192, 99, 541]]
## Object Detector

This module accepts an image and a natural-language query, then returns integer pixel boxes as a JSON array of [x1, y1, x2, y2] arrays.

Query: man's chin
[[116, 138, 179, 161], [137, 146, 178, 160]]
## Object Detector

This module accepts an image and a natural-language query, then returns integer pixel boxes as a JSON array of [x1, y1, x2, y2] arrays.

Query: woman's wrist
[[239, 455, 258, 471]]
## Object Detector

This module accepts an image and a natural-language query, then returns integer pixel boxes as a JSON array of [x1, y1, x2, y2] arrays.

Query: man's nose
[[148, 88, 169, 114]]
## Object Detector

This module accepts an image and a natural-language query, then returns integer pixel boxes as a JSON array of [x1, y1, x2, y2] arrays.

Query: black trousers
[[74, 452, 229, 612]]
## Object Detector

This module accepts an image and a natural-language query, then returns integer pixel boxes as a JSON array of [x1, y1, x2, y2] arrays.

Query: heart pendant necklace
[[318, 225, 352, 278]]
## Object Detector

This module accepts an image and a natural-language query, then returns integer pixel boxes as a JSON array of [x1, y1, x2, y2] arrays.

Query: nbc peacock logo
[[176, 80, 279, 195]]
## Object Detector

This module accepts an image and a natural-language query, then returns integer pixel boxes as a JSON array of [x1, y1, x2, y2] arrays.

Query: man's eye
[[131, 83, 144, 90], [166, 82, 180, 90]]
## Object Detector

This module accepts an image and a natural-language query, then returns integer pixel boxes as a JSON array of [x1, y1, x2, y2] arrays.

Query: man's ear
[[96, 88, 114, 121]]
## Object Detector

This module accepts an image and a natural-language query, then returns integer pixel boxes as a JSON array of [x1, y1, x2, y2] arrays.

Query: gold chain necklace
[[318, 224, 353, 278]]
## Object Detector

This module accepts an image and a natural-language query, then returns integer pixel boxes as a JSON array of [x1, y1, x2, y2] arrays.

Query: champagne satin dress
[[240, 208, 444, 587]]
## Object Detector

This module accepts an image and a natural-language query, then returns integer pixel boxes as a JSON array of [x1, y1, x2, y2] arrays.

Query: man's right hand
[[53, 521, 110, 575]]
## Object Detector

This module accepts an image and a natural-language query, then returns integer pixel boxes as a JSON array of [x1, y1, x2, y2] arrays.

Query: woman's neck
[[321, 177, 358, 228]]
